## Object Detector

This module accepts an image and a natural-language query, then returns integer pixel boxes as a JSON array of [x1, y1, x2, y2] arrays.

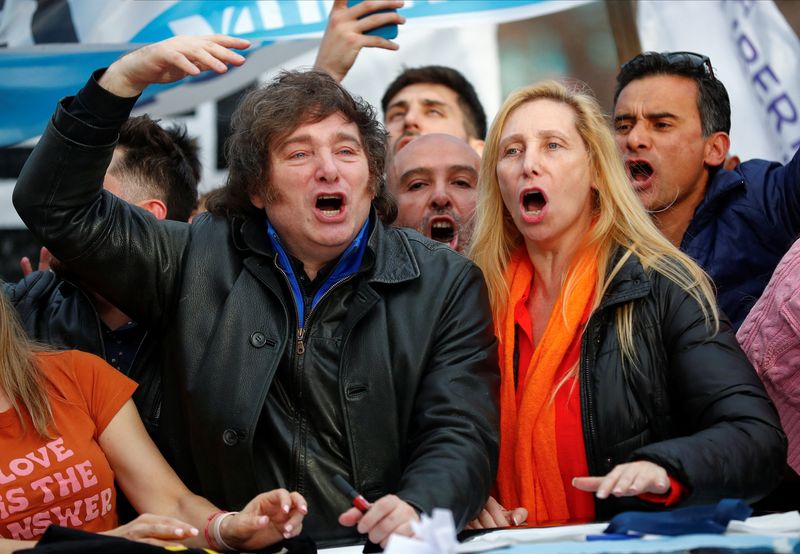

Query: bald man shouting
[[388, 134, 480, 253]]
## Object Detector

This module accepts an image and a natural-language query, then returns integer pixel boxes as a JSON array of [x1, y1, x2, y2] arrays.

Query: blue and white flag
[[0, 0, 589, 147], [637, 0, 800, 164]]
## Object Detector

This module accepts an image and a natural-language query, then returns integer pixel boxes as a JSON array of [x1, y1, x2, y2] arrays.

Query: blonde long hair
[[0, 291, 54, 437], [470, 80, 718, 364]]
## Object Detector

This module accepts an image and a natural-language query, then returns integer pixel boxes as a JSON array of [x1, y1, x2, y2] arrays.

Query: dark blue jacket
[[681, 149, 800, 329]]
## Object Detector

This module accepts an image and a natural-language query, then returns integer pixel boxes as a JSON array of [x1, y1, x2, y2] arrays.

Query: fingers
[[102, 34, 250, 96], [354, 9, 406, 33], [573, 462, 670, 499], [483, 496, 509, 528], [381, 520, 413, 548], [509, 507, 528, 527], [206, 34, 252, 51], [107, 513, 199, 542], [469, 497, 525, 529], [20, 256, 32, 277], [476, 509, 495, 529], [38, 247, 52, 272], [347, 0, 405, 19], [243, 488, 308, 536], [572, 476, 603, 492], [338, 506, 365, 527], [352, 495, 418, 547], [360, 34, 400, 52], [289, 491, 309, 516]]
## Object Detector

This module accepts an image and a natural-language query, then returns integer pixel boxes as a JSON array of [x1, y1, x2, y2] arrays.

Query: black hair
[[381, 65, 487, 140], [114, 116, 200, 222], [614, 51, 731, 136]]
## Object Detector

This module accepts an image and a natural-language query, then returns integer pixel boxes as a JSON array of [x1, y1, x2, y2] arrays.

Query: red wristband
[[205, 510, 226, 550]]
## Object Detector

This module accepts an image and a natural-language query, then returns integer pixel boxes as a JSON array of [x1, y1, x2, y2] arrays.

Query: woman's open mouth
[[522, 188, 547, 217]]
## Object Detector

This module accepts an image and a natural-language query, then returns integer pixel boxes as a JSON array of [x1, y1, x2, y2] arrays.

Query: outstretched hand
[[220, 489, 307, 551], [102, 513, 199, 547], [572, 460, 670, 498], [314, 0, 405, 82], [99, 35, 250, 97]]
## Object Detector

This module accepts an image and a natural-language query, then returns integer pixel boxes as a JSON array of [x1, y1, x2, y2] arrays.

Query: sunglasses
[[623, 51, 716, 81]]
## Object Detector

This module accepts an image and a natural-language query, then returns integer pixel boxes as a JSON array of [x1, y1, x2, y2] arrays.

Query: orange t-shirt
[[0, 350, 137, 540]]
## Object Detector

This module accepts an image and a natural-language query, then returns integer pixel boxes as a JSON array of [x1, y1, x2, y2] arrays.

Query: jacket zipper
[[273, 258, 356, 355], [272, 257, 356, 493], [580, 317, 598, 477]]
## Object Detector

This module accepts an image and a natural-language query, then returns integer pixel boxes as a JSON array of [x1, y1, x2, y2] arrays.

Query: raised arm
[[314, 0, 405, 82], [12, 36, 248, 324], [98, 35, 249, 97]]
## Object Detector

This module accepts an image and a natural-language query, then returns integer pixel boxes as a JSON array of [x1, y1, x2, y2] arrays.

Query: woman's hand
[[572, 461, 670, 498], [466, 496, 527, 529], [102, 513, 199, 547], [99, 35, 250, 97], [219, 489, 307, 550]]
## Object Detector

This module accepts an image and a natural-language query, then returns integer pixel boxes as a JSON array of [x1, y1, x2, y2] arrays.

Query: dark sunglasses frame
[[623, 51, 716, 81]]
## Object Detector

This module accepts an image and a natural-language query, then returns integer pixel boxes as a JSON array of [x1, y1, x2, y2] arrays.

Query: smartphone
[[347, 0, 399, 40]]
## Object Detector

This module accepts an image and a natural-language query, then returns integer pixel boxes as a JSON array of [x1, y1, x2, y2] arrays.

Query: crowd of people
[[2, 0, 799, 551]]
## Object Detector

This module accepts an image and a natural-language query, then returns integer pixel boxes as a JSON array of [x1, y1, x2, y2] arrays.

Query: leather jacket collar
[[232, 207, 420, 286]]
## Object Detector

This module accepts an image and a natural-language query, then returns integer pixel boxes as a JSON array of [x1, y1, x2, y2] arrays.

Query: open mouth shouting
[[314, 193, 347, 221], [626, 159, 654, 191], [427, 216, 459, 250], [519, 187, 548, 223]]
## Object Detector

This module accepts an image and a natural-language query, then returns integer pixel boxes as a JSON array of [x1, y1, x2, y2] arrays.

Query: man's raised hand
[[99, 35, 250, 97]]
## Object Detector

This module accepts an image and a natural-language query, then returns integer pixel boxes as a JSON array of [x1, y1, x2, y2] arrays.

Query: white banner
[[637, 0, 800, 164]]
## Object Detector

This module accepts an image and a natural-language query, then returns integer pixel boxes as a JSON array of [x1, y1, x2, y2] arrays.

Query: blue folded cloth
[[604, 498, 752, 536]]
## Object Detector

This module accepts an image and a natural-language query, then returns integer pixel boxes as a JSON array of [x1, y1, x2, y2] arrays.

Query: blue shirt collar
[[266, 216, 371, 324]]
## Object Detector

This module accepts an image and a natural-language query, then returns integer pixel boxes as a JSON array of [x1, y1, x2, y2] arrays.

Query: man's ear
[[137, 198, 168, 220], [468, 137, 485, 157], [703, 131, 730, 168], [249, 191, 266, 209]]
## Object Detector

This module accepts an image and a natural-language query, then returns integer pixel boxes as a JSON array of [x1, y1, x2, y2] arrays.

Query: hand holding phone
[[347, 0, 400, 40], [315, 0, 405, 82]]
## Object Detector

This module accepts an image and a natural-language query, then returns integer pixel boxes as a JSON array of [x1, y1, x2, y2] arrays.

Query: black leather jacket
[[3, 272, 162, 435], [581, 251, 786, 518], [14, 102, 500, 545]]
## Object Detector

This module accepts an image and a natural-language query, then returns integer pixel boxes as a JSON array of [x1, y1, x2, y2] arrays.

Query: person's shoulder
[[390, 227, 477, 275], [35, 349, 105, 374], [391, 227, 471, 260], [724, 156, 786, 188]]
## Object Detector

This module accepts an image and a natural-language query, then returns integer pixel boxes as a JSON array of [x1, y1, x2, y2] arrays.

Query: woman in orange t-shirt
[[467, 80, 785, 528], [0, 292, 307, 553]]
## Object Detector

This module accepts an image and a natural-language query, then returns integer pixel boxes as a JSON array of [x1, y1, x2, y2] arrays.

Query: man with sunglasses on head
[[613, 51, 800, 329]]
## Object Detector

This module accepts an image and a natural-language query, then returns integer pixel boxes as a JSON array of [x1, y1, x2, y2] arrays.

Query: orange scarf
[[496, 244, 598, 524]]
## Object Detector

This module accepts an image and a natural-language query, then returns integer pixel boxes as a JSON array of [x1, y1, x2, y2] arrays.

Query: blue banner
[[0, 0, 587, 146]]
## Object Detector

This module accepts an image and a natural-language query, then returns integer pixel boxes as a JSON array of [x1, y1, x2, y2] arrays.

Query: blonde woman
[[0, 291, 306, 552], [468, 81, 786, 527]]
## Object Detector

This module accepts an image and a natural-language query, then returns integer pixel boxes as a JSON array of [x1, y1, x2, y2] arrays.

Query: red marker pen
[[333, 474, 372, 512]]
